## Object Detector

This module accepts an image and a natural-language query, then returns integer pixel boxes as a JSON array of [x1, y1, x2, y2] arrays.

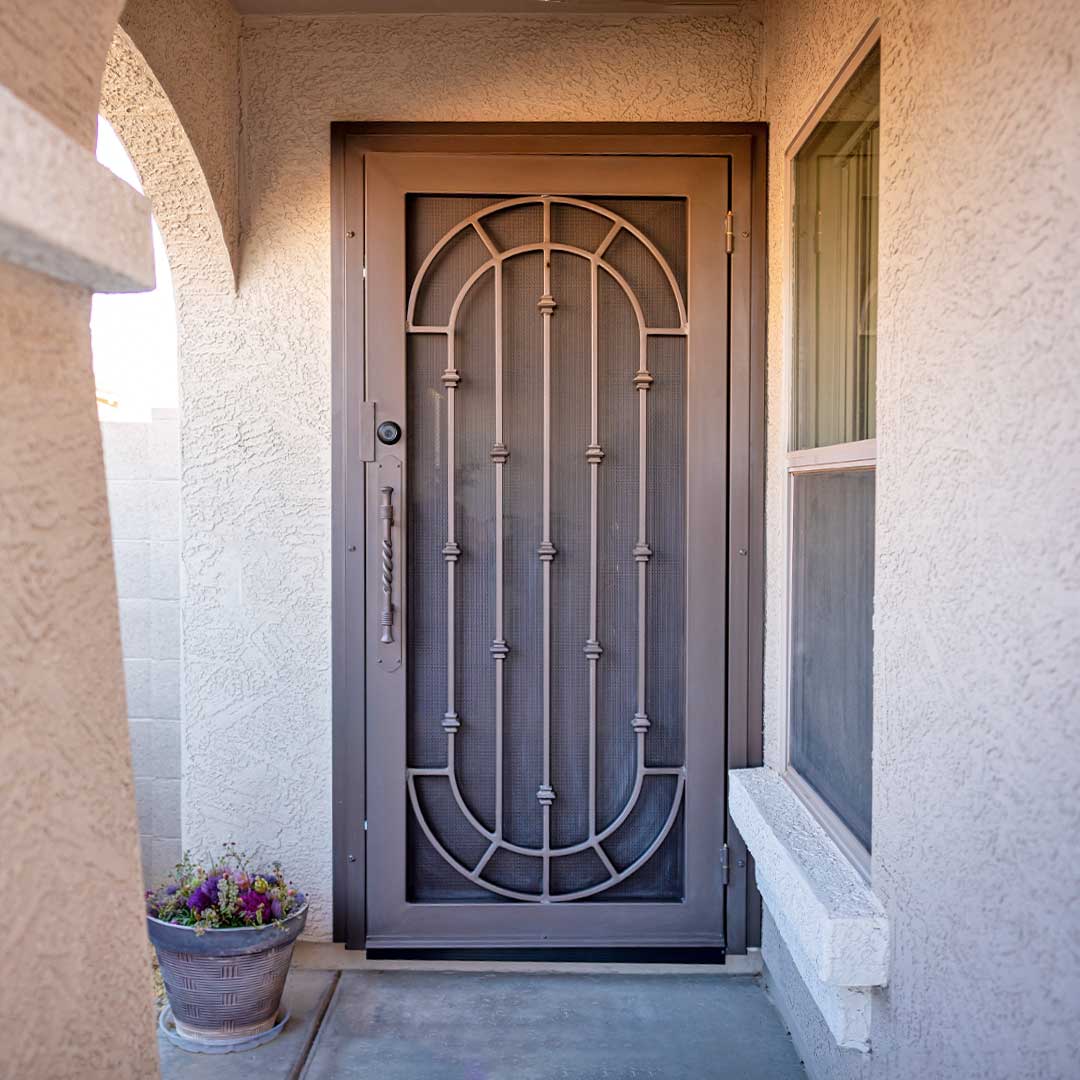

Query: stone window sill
[[729, 767, 890, 1051]]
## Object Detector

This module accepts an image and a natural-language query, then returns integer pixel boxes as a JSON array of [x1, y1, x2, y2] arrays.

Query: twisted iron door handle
[[379, 484, 395, 644]]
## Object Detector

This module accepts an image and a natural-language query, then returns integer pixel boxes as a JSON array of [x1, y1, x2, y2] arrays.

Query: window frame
[[779, 23, 881, 883]]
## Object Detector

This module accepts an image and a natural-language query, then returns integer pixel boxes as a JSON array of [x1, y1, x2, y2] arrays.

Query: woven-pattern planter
[[148, 904, 307, 1045]]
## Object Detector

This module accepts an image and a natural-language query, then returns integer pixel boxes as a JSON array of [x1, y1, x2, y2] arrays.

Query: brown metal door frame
[[331, 123, 766, 954]]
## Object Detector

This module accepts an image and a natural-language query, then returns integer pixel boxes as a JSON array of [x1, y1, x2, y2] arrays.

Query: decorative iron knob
[[377, 420, 402, 445]]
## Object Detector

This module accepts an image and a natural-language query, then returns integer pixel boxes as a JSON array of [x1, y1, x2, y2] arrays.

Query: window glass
[[789, 468, 875, 850], [792, 44, 880, 451]]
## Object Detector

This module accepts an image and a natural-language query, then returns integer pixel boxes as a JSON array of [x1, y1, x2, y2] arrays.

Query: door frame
[[330, 123, 767, 954]]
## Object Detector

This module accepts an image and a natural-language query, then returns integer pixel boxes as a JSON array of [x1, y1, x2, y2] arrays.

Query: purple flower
[[149, 848, 302, 929], [188, 885, 210, 911], [238, 890, 270, 921], [186, 875, 221, 913]]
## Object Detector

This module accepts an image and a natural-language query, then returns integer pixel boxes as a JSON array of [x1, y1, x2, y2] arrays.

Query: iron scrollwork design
[[406, 196, 688, 902]]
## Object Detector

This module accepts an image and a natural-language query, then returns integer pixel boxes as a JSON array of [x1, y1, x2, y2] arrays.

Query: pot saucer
[[158, 1004, 290, 1054]]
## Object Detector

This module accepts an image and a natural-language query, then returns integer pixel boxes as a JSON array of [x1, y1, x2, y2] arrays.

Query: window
[[785, 41, 880, 874]]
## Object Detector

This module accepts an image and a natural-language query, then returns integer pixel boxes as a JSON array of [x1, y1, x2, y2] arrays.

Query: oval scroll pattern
[[406, 196, 688, 902]]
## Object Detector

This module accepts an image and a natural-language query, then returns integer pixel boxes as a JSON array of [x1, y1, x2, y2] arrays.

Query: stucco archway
[[100, 26, 236, 299], [97, 21, 240, 893]]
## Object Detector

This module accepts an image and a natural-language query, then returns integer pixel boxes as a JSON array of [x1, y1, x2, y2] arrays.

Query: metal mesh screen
[[406, 195, 687, 903]]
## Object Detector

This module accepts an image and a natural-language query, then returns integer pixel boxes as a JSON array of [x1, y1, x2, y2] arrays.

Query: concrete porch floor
[[158, 966, 807, 1080]]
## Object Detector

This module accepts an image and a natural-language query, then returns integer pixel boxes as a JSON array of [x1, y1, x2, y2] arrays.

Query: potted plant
[[145, 843, 307, 1052]]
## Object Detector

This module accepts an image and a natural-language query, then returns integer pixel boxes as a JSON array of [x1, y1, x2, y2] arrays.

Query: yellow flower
[[253, 877, 268, 894]]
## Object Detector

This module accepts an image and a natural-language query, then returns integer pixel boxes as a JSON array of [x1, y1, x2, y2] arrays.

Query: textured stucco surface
[[764, 902, 872, 1051], [0, 0, 123, 145], [0, 82, 154, 293], [100, 7, 241, 899], [136, 8, 764, 942], [731, 771, 880, 1049], [119, 0, 241, 276], [729, 769, 888, 988], [759, 1, 1080, 1078], [102, 23, 237, 300], [0, 2, 160, 1077], [762, 907, 872, 1078]]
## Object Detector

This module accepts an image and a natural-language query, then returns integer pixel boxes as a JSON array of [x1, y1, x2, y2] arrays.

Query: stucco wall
[[158, 8, 762, 942], [100, 10, 241, 915], [0, 2, 159, 1076], [104, 411, 183, 889], [761, 1, 1080, 1077], [118, 0, 241, 276]]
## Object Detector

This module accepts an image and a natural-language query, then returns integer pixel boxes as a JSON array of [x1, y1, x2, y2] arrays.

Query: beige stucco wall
[[103, 23, 237, 300], [761, 1, 1080, 1078], [0, 2, 159, 1076], [100, 12, 240, 915], [118, 0, 241, 276]]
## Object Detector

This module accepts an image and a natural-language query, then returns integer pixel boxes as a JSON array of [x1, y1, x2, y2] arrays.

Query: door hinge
[[724, 211, 734, 255], [720, 843, 730, 886], [363, 819, 368, 832]]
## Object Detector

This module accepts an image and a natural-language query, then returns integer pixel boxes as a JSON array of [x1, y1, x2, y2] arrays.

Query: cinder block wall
[[102, 409, 181, 887]]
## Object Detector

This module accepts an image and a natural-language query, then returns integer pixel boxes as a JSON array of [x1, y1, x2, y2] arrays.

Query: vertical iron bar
[[632, 331, 653, 736], [586, 258, 602, 837], [492, 260, 507, 841], [638, 363, 646, 717], [442, 334, 461, 737], [537, 197, 557, 898]]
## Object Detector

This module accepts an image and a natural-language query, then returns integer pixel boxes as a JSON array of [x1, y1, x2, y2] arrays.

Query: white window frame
[[779, 23, 881, 883]]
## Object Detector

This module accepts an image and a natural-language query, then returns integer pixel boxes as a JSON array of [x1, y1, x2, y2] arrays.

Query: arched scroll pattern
[[406, 195, 688, 902]]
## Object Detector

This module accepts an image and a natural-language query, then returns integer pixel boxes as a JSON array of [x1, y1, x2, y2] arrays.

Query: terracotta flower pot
[[147, 904, 308, 1046]]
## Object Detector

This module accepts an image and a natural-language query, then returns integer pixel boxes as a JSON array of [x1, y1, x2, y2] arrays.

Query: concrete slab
[[301, 971, 806, 1080], [158, 968, 337, 1080]]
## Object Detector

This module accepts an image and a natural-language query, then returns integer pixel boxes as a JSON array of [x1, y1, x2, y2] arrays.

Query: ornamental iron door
[[362, 153, 733, 952]]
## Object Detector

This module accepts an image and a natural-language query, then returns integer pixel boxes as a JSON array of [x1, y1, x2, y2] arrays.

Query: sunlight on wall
[[92, 116, 177, 423]]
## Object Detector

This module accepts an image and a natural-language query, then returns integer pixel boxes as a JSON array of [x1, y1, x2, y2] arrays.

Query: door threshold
[[294, 942, 762, 976], [366, 946, 725, 964]]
